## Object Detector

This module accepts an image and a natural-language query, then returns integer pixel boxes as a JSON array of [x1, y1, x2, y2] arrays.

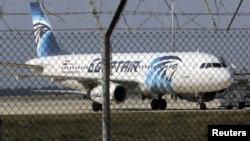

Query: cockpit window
[[219, 57, 228, 68], [200, 56, 228, 69], [200, 63, 206, 69], [206, 63, 212, 68], [200, 62, 227, 69], [200, 63, 212, 68], [212, 63, 221, 68], [221, 62, 227, 67]]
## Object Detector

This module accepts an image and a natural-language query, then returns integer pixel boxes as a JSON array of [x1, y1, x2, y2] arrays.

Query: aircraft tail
[[30, 2, 65, 57]]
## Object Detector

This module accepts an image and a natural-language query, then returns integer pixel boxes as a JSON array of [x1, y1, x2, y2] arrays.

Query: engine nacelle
[[90, 83, 126, 104]]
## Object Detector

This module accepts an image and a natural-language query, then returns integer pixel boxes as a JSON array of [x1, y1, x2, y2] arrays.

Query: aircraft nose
[[211, 68, 234, 91], [222, 69, 234, 87]]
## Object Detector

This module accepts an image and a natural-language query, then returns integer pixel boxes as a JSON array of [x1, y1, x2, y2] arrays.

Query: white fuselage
[[26, 52, 234, 95]]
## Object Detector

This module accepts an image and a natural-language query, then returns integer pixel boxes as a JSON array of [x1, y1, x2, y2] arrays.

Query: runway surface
[[0, 94, 235, 115]]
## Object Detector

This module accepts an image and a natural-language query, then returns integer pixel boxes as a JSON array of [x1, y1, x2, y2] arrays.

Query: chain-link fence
[[0, 30, 250, 140]]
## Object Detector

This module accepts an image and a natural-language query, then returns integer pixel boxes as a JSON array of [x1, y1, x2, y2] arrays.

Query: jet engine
[[90, 83, 126, 104]]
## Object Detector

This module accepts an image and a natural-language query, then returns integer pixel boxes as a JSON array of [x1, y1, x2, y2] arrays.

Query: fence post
[[101, 1, 127, 141]]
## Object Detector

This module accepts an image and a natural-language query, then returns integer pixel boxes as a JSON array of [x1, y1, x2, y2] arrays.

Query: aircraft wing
[[0, 62, 96, 88], [110, 77, 139, 89], [0, 70, 99, 85], [0, 71, 34, 79], [0, 62, 140, 90], [32, 89, 88, 98], [0, 62, 43, 72]]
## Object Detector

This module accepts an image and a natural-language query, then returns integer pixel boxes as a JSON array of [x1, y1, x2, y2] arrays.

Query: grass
[[0, 110, 250, 141]]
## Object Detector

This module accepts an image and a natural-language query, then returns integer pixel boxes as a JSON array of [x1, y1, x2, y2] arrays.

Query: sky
[[1, 0, 250, 31], [1, 0, 250, 89]]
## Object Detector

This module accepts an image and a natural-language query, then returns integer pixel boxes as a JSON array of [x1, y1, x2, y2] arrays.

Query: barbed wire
[[3, 11, 250, 16], [1, 0, 250, 31]]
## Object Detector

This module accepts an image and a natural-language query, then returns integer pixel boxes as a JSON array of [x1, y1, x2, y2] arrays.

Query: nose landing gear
[[196, 94, 207, 110], [196, 102, 206, 110]]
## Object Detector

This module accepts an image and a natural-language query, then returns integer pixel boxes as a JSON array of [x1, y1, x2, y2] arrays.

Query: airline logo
[[63, 60, 70, 65], [145, 56, 182, 93], [61, 60, 83, 73], [60, 58, 141, 74], [31, 2, 64, 57], [87, 58, 141, 73]]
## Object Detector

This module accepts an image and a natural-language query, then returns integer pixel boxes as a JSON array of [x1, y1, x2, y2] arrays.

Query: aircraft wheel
[[226, 106, 233, 109], [159, 99, 167, 110], [238, 102, 245, 110], [151, 99, 167, 110], [151, 99, 159, 110], [92, 102, 102, 112], [142, 95, 146, 100], [196, 102, 206, 110]]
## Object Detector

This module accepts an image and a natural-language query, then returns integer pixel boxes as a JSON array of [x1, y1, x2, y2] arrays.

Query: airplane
[[0, 2, 234, 111]]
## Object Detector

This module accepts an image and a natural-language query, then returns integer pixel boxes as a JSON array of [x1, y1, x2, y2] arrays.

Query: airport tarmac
[[0, 94, 229, 115]]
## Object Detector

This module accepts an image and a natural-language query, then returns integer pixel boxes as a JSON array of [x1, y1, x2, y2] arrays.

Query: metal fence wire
[[0, 30, 250, 140]]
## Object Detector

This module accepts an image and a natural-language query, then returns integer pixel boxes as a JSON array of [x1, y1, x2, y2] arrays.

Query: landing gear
[[196, 94, 207, 110], [92, 102, 102, 112], [196, 102, 206, 110], [150, 94, 167, 110]]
